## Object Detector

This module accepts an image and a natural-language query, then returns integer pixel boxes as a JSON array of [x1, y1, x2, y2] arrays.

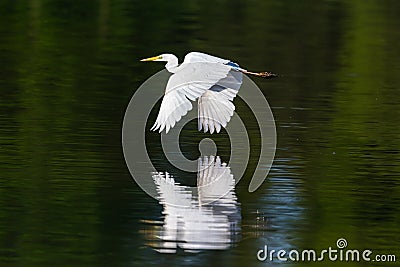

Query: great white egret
[[141, 52, 277, 134]]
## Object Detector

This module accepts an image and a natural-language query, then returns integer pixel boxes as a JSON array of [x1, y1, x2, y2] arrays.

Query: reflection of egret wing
[[198, 70, 242, 133], [152, 173, 192, 253], [151, 62, 232, 133], [180, 208, 232, 251], [153, 172, 192, 207], [197, 156, 237, 205]]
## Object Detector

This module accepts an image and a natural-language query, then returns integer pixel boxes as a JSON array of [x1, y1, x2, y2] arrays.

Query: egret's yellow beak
[[140, 56, 161, 62]]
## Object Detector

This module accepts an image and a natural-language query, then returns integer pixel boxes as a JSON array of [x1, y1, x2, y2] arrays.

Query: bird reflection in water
[[142, 156, 241, 253]]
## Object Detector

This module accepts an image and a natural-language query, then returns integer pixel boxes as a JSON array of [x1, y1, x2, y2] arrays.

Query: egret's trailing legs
[[240, 69, 278, 79]]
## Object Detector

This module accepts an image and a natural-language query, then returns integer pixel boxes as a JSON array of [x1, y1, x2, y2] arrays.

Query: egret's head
[[140, 54, 173, 62]]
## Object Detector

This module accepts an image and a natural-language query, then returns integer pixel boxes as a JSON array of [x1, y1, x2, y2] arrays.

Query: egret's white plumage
[[140, 52, 276, 134]]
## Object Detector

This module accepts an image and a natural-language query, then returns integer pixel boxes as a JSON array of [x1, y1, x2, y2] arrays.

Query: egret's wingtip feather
[[210, 126, 214, 134], [150, 123, 157, 131]]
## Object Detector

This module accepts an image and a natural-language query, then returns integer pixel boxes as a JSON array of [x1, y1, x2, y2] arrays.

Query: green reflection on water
[[0, 0, 399, 266]]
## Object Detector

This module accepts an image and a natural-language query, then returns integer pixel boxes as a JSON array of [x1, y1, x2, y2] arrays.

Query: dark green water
[[1, 1, 400, 266]]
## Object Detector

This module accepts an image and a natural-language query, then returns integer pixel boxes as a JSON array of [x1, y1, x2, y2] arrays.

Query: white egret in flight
[[141, 52, 276, 134]]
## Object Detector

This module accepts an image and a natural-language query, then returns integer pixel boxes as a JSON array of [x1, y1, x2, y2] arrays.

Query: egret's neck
[[165, 56, 179, 73]]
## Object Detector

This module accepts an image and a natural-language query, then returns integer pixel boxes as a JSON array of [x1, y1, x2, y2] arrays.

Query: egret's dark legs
[[241, 69, 278, 79]]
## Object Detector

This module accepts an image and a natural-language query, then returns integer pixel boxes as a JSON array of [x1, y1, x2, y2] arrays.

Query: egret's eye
[[159, 56, 163, 59]]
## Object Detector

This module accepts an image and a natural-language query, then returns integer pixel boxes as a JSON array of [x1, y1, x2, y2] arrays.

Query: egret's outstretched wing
[[184, 52, 230, 64], [151, 62, 232, 133], [198, 70, 242, 133]]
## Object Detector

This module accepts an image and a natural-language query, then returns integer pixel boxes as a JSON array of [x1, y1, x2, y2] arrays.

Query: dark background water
[[1, 0, 400, 266]]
